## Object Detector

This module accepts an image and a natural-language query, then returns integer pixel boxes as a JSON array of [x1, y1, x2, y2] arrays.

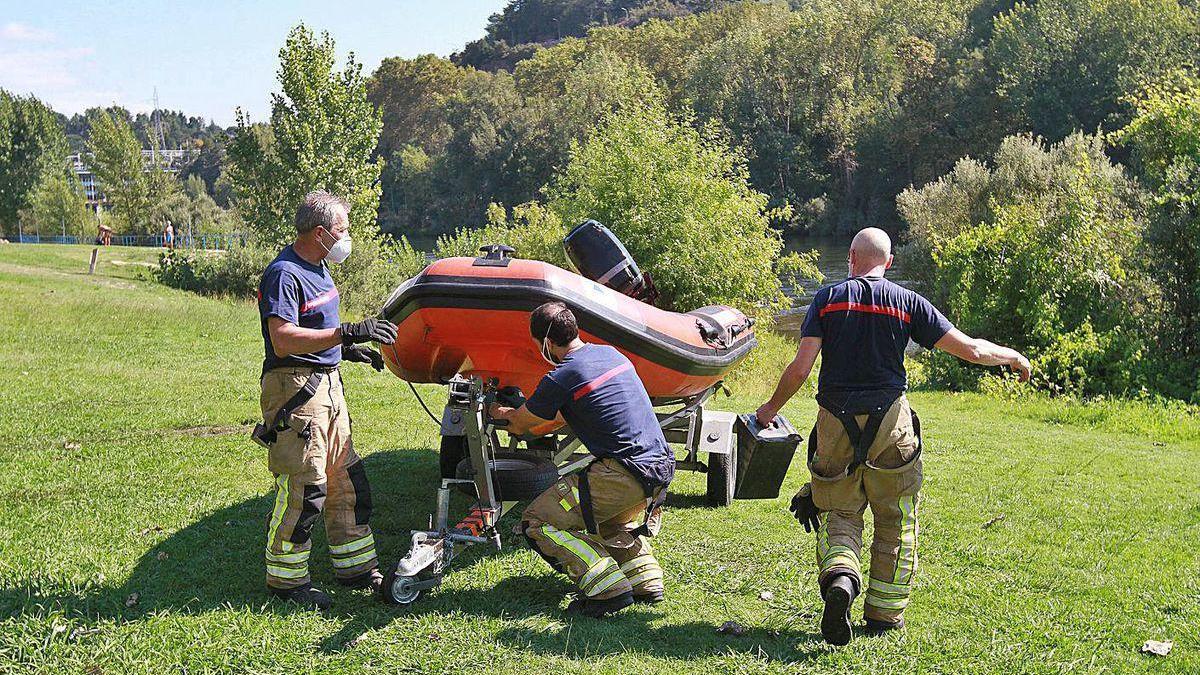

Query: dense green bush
[[155, 244, 276, 300], [1111, 70, 1200, 398], [900, 133, 1160, 397], [155, 236, 426, 317], [547, 103, 819, 315], [435, 202, 569, 267]]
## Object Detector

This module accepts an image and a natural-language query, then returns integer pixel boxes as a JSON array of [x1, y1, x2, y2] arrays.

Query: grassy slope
[[0, 244, 1197, 674]]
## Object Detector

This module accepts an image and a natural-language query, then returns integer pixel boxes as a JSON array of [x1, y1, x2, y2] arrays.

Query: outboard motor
[[563, 220, 659, 305]]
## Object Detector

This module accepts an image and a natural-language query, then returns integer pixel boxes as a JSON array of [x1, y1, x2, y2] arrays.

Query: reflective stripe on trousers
[[865, 494, 918, 613], [538, 525, 626, 597], [816, 512, 860, 574]]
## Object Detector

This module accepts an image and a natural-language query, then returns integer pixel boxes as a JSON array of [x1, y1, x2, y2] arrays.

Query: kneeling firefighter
[[755, 227, 1031, 645], [252, 190, 399, 611], [490, 302, 674, 618]]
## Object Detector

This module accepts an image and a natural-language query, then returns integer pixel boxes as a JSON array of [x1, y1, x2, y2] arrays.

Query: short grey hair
[[295, 190, 350, 233]]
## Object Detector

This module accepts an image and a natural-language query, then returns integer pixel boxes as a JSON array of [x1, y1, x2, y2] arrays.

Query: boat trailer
[[381, 374, 797, 605]]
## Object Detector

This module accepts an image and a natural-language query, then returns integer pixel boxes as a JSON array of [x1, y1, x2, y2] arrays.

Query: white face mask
[[319, 227, 352, 264]]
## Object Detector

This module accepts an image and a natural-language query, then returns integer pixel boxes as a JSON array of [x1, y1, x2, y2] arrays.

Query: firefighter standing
[[254, 190, 398, 610], [756, 227, 1031, 645], [490, 302, 675, 618]]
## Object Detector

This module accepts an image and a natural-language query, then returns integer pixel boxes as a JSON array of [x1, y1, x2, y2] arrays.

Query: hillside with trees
[[364, 0, 1200, 401], [452, 0, 737, 71], [371, 0, 1197, 238]]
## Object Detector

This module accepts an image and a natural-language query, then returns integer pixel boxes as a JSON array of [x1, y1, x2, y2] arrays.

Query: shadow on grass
[[0, 446, 440, 623], [1, 445, 823, 663], [398, 575, 825, 662]]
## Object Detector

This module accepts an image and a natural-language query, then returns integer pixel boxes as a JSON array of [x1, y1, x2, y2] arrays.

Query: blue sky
[[0, 1, 508, 126]]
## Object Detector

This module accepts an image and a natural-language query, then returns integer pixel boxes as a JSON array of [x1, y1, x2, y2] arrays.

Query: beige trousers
[[260, 367, 376, 589]]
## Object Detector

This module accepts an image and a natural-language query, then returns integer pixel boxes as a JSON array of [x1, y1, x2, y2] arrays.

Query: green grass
[[0, 243, 1197, 674]]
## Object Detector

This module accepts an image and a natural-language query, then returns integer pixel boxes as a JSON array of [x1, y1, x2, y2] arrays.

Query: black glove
[[495, 386, 527, 409], [789, 483, 821, 533], [340, 318, 397, 346], [342, 344, 385, 371]]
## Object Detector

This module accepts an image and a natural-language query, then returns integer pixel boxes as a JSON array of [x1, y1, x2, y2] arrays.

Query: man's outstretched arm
[[755, 336, 822, 427], [934, 328, 1032, 381], [489, 405, 550, 435]]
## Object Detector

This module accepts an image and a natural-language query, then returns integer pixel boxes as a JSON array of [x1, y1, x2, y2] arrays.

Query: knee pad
[[289, 482, 327, 545], [346, 460, 373, 525]]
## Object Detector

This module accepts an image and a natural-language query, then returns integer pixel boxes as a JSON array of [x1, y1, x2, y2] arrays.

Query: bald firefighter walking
[[757, 227, 1031, 645]]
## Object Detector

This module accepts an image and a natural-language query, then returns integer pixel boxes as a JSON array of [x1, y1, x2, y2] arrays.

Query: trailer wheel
[[705, 451, 736, 507], [439, 435, 467, 480], [381, 562, 421, 605], [456, 452, 559, 502]]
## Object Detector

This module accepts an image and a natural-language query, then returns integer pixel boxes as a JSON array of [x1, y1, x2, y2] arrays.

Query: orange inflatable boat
[[378, 242, 757, 402]]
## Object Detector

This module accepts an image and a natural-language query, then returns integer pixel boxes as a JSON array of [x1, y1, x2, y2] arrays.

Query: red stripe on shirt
[[819, 301, 911, 323], [300, 288, 340, 312], [572, 362, 634, 401]]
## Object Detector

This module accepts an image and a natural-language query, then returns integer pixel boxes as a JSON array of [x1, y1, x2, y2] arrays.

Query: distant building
[[69, 149, 195, 212]]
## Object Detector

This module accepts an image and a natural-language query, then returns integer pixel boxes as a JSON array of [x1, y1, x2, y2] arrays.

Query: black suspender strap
[[251, 370, 326, 447], [631, 487, 667, 538], [576, 461, 667, 538], [577, 462, 600, 536], [831, 408, 887, 474]]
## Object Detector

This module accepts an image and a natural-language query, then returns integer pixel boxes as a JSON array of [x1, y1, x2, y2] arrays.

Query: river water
[[773, 235, 915, 338]]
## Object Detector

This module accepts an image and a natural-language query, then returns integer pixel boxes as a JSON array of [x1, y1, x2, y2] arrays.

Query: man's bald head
[[848, 227, 893, 276]]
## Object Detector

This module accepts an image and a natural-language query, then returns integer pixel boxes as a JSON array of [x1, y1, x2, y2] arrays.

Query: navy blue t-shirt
[[802, 276, 953, 410], [525, 344, 675, 489], [258, 245, 341, 371]]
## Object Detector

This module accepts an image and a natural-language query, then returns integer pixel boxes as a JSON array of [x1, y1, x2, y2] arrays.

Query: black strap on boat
[[252, 370, 327, 447]]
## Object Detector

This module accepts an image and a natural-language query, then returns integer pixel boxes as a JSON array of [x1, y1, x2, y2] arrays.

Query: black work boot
[[863, 616, 905, 636], [632, 589, 665, 604], [268, 583, 331, 612], [820, 574, 859, 646], [566, 591, 635, 618], [337, 569, 383, 594]]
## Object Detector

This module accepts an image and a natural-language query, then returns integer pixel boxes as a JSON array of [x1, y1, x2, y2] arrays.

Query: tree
[[452, 0, 741, 71], [1112, 70, 1200, 388], [378, 43, 664, 235], [424, 69, 542, 230], [228, 24, 382, 246], [0, 91, 68, 237], [25, 166, 90, 240], [988, 0, 1199, 140], [367, 54, 466, 158], [899, 133, 1159, 396], [547, 102, 812, 315], [227, 24, 405, 314], [87, 108, 175, 234], [179, 134, 228, 198]]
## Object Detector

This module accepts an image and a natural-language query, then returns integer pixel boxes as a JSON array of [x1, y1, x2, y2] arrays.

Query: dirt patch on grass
[[109, 259, 158, 268], [175, 424, 251, 437]]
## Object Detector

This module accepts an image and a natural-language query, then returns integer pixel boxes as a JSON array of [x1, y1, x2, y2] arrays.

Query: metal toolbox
[[733, 413, 802, 499]]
